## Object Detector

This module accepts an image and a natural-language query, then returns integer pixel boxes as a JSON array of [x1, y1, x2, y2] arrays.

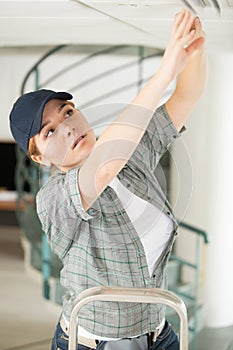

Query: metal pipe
[[68, 286, 188, 350]]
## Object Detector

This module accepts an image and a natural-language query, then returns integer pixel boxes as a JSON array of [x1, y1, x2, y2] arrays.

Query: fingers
[[193, 16, 205, 37], [181, 28, 196, 47], [173, 8, 186, 33], [185, 36, 205, 56], [183, 13, 195, 37], [172, 8, 196, 40]]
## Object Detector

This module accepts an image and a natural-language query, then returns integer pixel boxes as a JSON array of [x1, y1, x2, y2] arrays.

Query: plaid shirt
[[36, 104, 184, 338]]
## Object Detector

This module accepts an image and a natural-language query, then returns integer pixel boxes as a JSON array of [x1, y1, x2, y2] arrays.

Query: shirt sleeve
[[142, 103, 186, 170], [36, 167, 94, 259]]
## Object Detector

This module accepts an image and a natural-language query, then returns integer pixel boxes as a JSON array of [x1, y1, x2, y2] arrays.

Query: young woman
[[10, 9, 207, 350]]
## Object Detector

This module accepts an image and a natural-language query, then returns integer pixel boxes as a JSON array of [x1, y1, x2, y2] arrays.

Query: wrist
[[156, 62, 176, 86]]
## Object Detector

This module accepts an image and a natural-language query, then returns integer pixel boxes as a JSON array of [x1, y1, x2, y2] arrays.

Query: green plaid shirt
[[36, 104, 184, 338]]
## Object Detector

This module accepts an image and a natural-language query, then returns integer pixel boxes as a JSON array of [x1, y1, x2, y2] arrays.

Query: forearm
[[166, 44, 208, 131], [176, 45, 208, 104]]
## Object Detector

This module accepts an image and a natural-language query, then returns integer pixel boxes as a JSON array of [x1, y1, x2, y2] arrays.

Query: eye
[[46, 129, 55, 138], [65, 109, 73, 118]]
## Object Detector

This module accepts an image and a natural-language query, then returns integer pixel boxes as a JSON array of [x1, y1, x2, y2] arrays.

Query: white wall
[[171, 52, 233, 327]]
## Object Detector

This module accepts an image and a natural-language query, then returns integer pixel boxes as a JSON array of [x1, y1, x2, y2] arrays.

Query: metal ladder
[[68, 286, 189, 350]]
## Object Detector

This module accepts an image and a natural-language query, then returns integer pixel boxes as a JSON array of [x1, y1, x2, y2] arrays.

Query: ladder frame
[[68, 286, 189, 350]]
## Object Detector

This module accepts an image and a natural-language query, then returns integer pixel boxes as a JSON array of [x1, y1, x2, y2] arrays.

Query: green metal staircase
[[167, 222, 209, 347], [14, 44, 209, 346]]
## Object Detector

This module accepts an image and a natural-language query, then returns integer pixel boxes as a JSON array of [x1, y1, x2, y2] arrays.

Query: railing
[[21, 44, 164, 100], [169, 221, 209, 348]]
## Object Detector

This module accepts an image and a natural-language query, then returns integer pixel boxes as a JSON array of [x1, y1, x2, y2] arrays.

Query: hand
[[188, 16, 206, 53], [159, 8, 205, 82]]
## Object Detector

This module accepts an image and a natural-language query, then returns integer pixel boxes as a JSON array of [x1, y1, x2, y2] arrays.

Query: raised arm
[[165, 16, 208, 131], [79, 8, 206, 210]]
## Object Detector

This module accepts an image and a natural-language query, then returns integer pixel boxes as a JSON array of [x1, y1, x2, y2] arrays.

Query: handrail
[[21, 44, 67, 94], [67, 54, 158, 93], [40, 45, 129, 88], [68, 286, 188, 350], [78, 75, 152, 110], [179, 221, 209, 244], [42, 49, 163, 91], [169, 220, 208, 350], [21, 43, 163, 96]]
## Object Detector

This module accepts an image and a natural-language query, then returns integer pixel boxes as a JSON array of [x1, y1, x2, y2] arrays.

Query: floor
[[1, 220, 233, 350], [191, 326, 233, 350], [0, 223, 61, 350]]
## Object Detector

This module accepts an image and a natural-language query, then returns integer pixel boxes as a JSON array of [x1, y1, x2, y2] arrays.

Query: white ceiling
[[0, 0, 233, 52]]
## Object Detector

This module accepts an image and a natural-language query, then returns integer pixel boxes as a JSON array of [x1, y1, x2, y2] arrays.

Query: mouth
[[72, 134, 86, 149]]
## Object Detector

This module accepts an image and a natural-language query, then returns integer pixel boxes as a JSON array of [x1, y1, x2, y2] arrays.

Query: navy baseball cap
[[9, 89, 73, 154]]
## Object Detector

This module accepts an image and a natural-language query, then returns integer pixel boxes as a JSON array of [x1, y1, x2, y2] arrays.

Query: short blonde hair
[[28, 136, 40, 159]]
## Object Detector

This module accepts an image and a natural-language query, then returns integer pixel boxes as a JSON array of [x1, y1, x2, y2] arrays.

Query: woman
[[9, 8, 207, 350]]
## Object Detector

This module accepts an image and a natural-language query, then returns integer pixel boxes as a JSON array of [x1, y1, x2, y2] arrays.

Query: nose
[[59, 121, 76, 137], [67, 127, 75, 137]]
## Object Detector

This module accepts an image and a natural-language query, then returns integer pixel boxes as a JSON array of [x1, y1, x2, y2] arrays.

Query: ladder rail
[[68, 286, 189, 350]]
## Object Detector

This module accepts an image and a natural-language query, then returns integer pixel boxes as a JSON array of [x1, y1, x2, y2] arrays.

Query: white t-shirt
[[109, 177, 173, 277]]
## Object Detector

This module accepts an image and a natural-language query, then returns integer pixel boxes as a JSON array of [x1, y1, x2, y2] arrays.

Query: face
[[31, 99, 96, 171]]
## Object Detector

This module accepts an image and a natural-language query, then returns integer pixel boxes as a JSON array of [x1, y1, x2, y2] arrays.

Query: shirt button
[[88, 208, 95, 215], [167, 211, 171, 215]]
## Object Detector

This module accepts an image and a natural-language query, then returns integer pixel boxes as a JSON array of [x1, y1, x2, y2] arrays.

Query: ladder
[[68, 286, 189, 350]]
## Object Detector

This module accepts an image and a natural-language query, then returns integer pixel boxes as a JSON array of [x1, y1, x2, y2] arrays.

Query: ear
[[31, 154, 50, 166], [31, 154, 42, 164]]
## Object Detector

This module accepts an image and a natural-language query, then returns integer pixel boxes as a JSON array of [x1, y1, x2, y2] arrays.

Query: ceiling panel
[[0, 0, 232, 51]]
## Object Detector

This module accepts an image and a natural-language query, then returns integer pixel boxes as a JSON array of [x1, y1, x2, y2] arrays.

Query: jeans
[[51, 320, 179, 350], [150, 321, 179, 350]]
